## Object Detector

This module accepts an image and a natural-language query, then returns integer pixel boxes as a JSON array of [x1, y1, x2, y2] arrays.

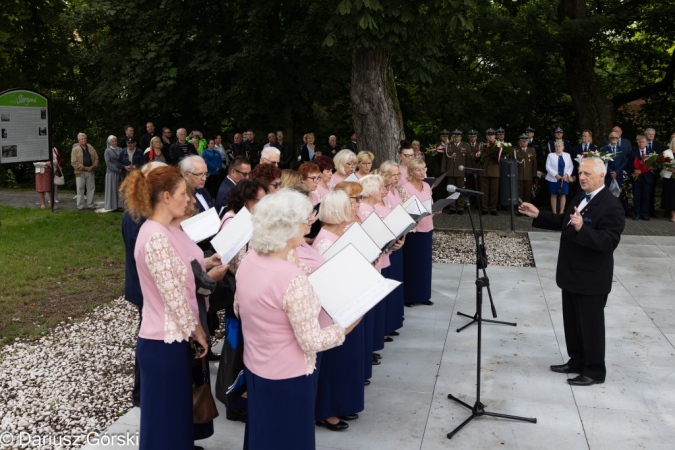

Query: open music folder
[[360, 212, 398, 252], [308, 245, 401, 329], [402, 195, 431, 222], [431, 192, 460, 213], [424, 172, 447, 190], [383, 204, 417, 237], [209, 207, 253, 264], [180, 207, 221, 243], [320, 223, 381, 263]]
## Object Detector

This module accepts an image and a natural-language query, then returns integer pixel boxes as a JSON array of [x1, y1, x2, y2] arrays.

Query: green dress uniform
[[515, 145, 538, 203], [441, 140, 470, 212], [465, 139, 480, 191]]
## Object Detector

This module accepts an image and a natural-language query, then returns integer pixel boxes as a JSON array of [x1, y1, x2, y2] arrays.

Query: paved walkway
[[2, 189, 673, 235], [85, 233, 675, 449]]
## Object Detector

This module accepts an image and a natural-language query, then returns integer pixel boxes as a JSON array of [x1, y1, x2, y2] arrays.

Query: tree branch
[[612, 50, 675, 108]]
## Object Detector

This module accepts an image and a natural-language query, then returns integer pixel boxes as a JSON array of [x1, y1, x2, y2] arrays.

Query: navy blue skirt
[[137, 338, 193, 450], [362, 308, 375, 380], [385, 249, 405, 334], [403, 231, 433, 304], [244, 367, 317, 450], [372, 266, 388, 351], [315, 322, 365, 420], [548, 180, 569, 195]]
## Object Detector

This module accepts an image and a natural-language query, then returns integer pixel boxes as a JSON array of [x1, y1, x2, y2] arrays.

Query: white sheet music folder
[[180, 207, 220, 243], [402, 195, 431, 222], [383, 204, 416, 237], [344, 173, 359, 182], [360, 212, 397, 251], [308, 245, 401, 329], [320, 223, 381, 263], [210, 207, 253, 264]]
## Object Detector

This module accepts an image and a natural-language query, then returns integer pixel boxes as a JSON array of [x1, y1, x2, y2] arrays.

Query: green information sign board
[[0, 89, 51, 163]]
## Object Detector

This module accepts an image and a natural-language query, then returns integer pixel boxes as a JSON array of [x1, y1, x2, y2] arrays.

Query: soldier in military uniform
[[495, 127, 506, 143], [546, 127, 572, 156], [515, 134, 538, 206], [431, 129, 450, 201], [441, 129, 470, 214], [465, 130, 480, 191], [525, 126, 540, 155], [478, 129, 500, 215]]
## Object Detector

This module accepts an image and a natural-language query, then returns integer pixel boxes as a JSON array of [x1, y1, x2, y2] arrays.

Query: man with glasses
[[398, 142, 415, 184], [160, 127, 173, 155], [260, 147, 281, 166], [441, 129, 470, 214], [179, 155, 213, 213], [216, 156, 251, 212]]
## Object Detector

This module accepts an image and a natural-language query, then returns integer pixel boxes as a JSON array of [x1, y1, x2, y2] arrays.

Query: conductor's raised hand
[[570, 206, 583, 231], [518, 202, 539, 218]]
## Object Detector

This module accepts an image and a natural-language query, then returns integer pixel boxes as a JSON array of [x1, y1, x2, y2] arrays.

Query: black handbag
[[192, 357, 219, 424], [215, 308, 246, 407]]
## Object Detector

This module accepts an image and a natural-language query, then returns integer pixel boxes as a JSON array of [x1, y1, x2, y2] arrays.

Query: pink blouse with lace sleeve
[[314, 239, 333, 255], [144, 233, 198, 343], [283, 275, 345, 374]]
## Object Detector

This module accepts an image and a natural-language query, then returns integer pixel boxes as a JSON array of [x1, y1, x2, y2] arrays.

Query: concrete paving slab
[[579, 407, 675, 450]]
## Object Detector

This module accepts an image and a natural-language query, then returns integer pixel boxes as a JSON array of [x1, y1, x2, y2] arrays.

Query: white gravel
[[432, 230, 535, 267]]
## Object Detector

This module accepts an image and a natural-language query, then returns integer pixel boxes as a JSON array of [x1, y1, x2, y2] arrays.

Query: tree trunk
[[350, 47, 405, 163], [558, 0, 615, 144]]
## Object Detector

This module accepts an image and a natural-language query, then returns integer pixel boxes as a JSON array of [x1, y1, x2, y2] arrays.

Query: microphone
[[458, 165, 484, 172], [447, 185, 484, 197]]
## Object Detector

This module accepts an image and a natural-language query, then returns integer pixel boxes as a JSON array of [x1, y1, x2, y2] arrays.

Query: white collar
[[585, 185, 604, 199]]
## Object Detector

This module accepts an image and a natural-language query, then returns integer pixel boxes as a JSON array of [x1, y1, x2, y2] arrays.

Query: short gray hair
[[644, 127, 655, 134], [318, 190, 351, 225], [359, 174, 383, 197], [251, 189, 312, 254], [178, 155, 205, 173], [261, 147, 281, 159], [379, 160, 399, 174], [580, 157, 605, 176]]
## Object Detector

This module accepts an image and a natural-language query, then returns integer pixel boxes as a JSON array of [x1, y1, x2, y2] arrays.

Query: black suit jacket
[[648, 141, 664, 154], [215, 177, 236, 212], [277, 142, 294, 169], [532, 187, 625, 296], [193, 188, 213, 213], [346, 142, 358, 153]]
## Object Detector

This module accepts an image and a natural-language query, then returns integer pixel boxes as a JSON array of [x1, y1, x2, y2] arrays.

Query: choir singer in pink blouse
[[399, 158, 437, 307], [121, 165, 209, 450], [236, 189, 360, 450]]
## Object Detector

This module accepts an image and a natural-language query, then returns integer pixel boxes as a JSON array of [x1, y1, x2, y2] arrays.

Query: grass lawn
[[0, 205, 125, 344]]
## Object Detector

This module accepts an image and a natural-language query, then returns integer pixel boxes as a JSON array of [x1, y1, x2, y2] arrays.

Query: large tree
[[326, 0, 476, 162]]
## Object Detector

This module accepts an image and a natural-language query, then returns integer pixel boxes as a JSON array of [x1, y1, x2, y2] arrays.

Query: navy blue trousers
[[403, 231, 433, 304]]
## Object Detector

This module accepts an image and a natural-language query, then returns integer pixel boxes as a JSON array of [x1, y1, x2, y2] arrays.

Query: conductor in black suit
[[519, 157, 625, 386]]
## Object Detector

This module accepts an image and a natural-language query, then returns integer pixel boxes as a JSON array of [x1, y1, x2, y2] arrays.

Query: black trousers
[[133, 306, 142, 404], [561, 290, 607, 381]]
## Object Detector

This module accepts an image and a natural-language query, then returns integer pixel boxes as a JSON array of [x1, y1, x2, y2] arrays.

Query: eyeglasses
[[345, 162, 356, 167], [414, 168, 428, 173], [270, 181, 282, 189], [307, 176, 321, 182], [359, 162, 372, 166], [401, 153, 414, 158], [234, 169, 251, 177], [188, 171, 209, 179], [349, 195, 363, 203], [262, 157, 279, 166]]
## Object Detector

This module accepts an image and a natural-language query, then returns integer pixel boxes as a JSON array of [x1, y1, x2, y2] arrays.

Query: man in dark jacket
[[139, 121, 160, 151], [276, 130, 294, 169], [168, 128, 198, 165], [519, 157, 625, 386]]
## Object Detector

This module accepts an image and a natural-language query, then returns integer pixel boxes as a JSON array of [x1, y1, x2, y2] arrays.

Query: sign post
[[0, 88, 54, 210]]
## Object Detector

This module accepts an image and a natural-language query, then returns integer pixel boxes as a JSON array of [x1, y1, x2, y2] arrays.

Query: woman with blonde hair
[[355, 151, 374, 179], [399, 158, 435, 307], [412, 140, 423, 159], [281, 169, 303, 188], [120, 165, 209, 449], [143, 136, 167, 163], [331, 149, 357, 186]]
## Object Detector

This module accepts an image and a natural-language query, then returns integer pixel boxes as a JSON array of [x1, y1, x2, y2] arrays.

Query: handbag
[[215, 311, 247, 407], [193, 356, 219, 424], [53, 166, 65, 186]]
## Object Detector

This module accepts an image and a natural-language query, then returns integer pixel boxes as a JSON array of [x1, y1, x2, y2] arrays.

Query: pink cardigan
[[236, 250, 344, 379], [134, 220, 199, 343], [400, 181, 434, 233]]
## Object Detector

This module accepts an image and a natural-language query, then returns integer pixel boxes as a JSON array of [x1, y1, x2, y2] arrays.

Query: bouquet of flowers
[[475, 140, 514, 168], [632, 156, 650, 181], [657, 150, 675, 179], [574, 149, 620, 166]]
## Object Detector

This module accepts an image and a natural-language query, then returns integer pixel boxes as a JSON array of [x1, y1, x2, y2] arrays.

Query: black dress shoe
[[567, 375, 603, 386], [422, 300, 434, 306], [372, 355, 381, 365], [364, 379, 371, 386], [389, 331, 400, 336], [316, 419, 349, 431], [404, 302, 413, 307], [457, 210, 464, 215], [447, 209, 456, 215], [226, 409, 248, 423], [633, 215, 641, 221], [490, 211, 498, 216], [194, 446, 205, 450], [481, 210, 488, 215], [339, 414, 359, 421], [384, 336, 394, 342], [373, 352, 382, 360], [550, 363, 581, 374], [642, 215, 650, 221]]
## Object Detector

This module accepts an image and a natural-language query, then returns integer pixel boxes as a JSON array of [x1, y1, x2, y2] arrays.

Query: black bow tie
[[194, 188, 204, 196], [581, 192, 592, 202]]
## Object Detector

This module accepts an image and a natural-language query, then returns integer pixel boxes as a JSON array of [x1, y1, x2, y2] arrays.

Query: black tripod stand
[[446, 191, 536, 439], [455, 187, 517, 333]]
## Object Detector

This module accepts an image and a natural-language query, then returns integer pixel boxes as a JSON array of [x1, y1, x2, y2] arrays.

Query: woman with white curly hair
[[236, 189, 359, 449]]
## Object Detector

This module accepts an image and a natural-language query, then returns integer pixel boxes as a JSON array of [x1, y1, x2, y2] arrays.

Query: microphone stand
[[446, 191, 537, 439], [455, 191, 517, 333]]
